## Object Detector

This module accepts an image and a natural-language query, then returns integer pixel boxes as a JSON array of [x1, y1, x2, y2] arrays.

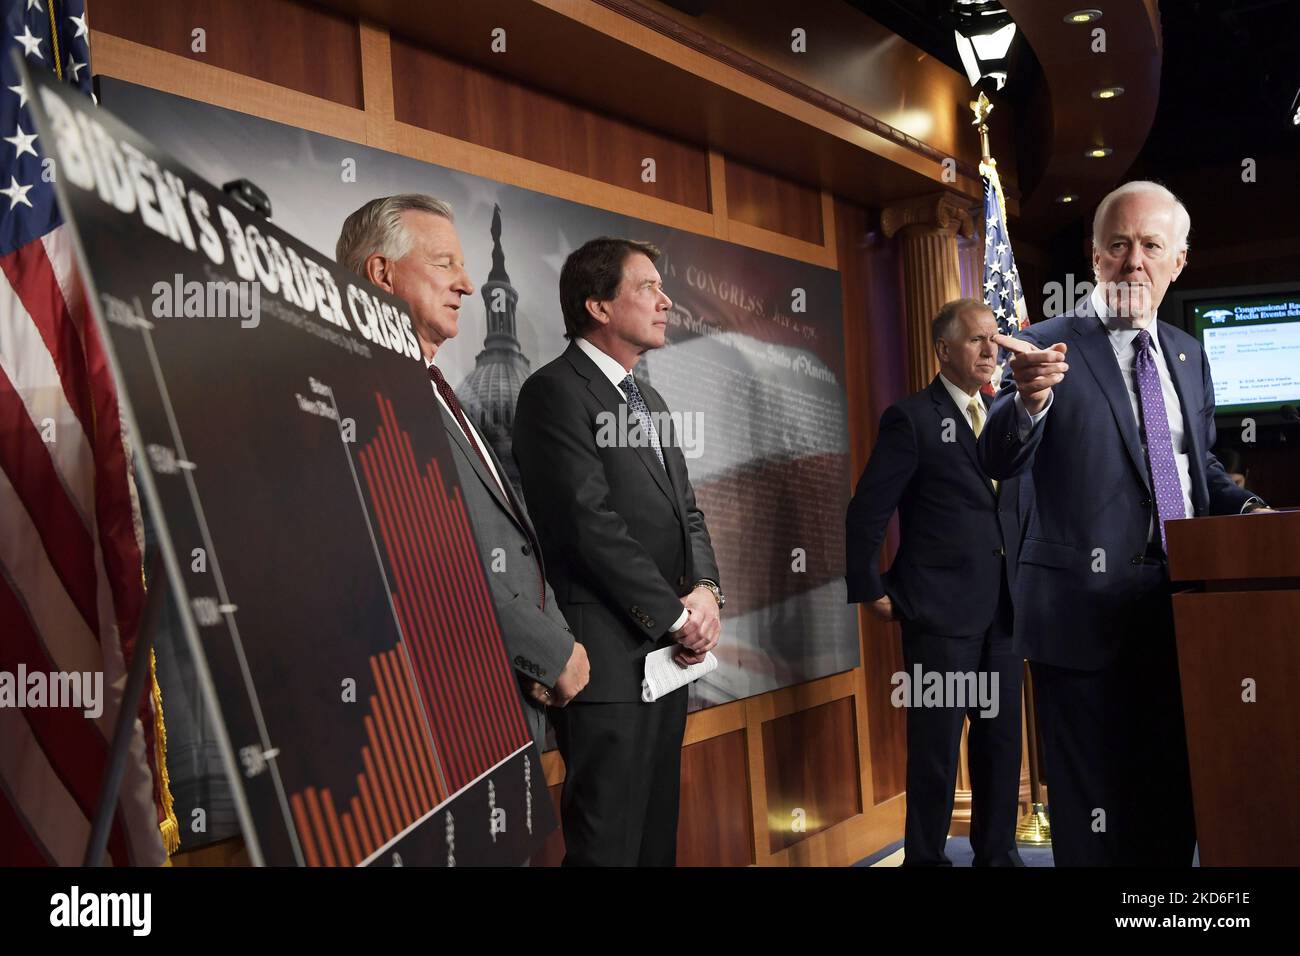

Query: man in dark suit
[[336, 194, 588, 756], [513, 237, 722, 866], [980, 181, 1270, 866], [846, 298, 1024, 866]]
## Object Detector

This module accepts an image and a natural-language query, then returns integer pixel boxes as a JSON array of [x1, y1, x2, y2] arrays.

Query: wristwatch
[[694, 579, 725, 609]]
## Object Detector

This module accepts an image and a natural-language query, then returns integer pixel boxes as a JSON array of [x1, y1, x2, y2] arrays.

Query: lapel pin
[[1178, 352, 1186, 362]]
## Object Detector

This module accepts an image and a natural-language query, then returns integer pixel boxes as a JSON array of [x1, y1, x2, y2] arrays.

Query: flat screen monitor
[[1187, 288, 1300, 415]]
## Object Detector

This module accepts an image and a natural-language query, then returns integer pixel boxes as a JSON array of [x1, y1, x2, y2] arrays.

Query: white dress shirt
[[938, 372, 984, 432], [575, 337, 689, 633]]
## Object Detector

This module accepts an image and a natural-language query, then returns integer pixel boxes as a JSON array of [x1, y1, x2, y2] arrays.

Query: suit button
[[514, 655, 524, 665], [1141, 497, 1152, 507], [521, 543, 531, 556], [538, 668, 546, 678], [1131, 555, 1143, 565], [646, 618, 656, 629], [992, 547, 1006, 557]]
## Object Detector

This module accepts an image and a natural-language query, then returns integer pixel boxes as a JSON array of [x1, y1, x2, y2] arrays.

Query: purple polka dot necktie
[[1134, 329, 1186, 551]]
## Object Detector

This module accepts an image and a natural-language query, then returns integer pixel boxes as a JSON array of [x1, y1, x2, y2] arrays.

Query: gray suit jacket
[[436, 401, 574, 753]]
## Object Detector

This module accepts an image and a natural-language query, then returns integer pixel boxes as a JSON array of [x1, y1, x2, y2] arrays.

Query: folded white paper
[[641, 646, 718, 703]]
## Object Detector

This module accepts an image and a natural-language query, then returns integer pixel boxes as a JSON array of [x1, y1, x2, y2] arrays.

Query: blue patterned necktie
[[1134, 329, 1186, 551], [620, 374, 666, 469]]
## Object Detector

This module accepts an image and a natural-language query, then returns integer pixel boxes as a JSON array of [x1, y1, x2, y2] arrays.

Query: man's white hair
[[335, 193, 455, 276], [1092, 180, 1190, 252]]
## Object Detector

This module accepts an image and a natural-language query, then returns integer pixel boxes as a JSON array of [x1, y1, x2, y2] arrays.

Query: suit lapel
[[565, 343, 678, 511], [1069, 313, 1151, 492], [437, 401, 518, 524], [1159, 326, 1209, 514], [930, 377, 995, 499]]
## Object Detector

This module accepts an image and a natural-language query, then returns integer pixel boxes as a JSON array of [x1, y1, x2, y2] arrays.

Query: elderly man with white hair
[[978, 180, 1269, 866]]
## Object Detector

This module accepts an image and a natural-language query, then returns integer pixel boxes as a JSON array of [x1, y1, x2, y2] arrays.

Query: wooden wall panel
[[761, 696, 861, 853], [390, 37, 711, 213], [677, 730, 753, 867], [836, 199, 908, 807], [88, 0, 363, 108], [724, 157, 823, 246], [531, 784, 566, 867]]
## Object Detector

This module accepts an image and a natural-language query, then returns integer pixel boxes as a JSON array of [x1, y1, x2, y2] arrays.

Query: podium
[[1167, 510, 1300, 866]]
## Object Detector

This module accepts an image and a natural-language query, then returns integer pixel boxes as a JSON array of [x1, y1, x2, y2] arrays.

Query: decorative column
[[881, 192, 976, 393]]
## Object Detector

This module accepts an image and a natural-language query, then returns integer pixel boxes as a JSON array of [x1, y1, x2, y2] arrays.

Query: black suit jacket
[[513, 341, 720, 702], [846, 376, 1023, 636]]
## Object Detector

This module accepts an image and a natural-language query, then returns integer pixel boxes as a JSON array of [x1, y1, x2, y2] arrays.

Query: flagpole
[[970, 90, 1051, 848]]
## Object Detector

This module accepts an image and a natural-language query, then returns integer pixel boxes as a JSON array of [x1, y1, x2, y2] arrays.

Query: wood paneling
[[1167, 511, 1300, 585], [1172, 590, 1300, 865], [390, 38, 711, 212], [677, 730, 753, 866], [761, 696, 861, 853], [88, 0, 363, 107], [725, 158, 822, 246], [530, 784, 567, 867]]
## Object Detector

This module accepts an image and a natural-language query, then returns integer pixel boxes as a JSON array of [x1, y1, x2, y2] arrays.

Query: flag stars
[[66, 57, 84, 82], [5, 124, 38, 160], [8, 82, 29, 108], [26, 0, 44, 12], [2, 176, 34, 210], [984, 277, 998, 293], [70, 13, 90, 41], [15, 25, 44, 60], [995, 242, 1007, 256]]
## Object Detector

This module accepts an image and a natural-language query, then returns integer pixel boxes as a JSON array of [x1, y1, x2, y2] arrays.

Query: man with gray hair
[[980, 181, 1270, 866], [336, 194, 589, 756], [846, 297, 1025, 866]]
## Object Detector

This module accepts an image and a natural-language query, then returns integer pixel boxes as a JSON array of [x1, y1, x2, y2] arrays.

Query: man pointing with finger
[[979, 181, 1269, 866]]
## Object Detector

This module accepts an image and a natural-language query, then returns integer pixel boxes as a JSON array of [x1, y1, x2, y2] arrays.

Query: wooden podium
[[1167, 510, 1300, 866]]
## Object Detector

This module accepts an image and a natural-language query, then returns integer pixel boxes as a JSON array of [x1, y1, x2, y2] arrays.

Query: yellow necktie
[[968, 398, 997, 493]]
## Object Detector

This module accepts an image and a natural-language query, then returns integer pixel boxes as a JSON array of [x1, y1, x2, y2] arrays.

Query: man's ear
[[584, 297, 609, 328], [1170, 248, 1188, 283], [364, 253, 394, 293]]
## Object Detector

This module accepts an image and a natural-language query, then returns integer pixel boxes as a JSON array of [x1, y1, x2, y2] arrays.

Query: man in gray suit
[[337, 194, 588, 753]]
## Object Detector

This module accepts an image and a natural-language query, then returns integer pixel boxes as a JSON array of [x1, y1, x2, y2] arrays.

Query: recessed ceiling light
[[1056, 194, 1078, 204], [1085, 147, 1113, 158], [1064, 9, 1103, 24], [1092, 86, 1125, 100]]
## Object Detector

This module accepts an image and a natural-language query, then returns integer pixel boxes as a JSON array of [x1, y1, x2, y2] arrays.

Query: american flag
[[980, 159, 1028, 391], [0, 0, 173, 864]]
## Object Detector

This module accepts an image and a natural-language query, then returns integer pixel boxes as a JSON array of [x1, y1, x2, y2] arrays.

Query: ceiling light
[[952, 2, 1017, 90], [1064, 9, 1102, 24], [1085, 147, 1113, 158], [1092, 86, 1125, 100], [1056, 194, 1078, 204]]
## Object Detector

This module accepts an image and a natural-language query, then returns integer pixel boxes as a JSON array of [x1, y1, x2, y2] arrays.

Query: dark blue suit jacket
[[978, 308, 1253, 669], [846, 375, 1023, 636]]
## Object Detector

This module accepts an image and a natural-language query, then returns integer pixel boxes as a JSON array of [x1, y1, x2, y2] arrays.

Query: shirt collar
[[938, 372, 981, 413], [1089, 285, 1161, 355], [575, 336, 634, 390]]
